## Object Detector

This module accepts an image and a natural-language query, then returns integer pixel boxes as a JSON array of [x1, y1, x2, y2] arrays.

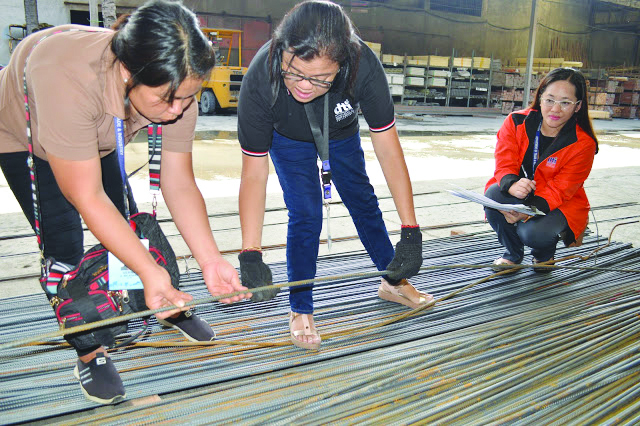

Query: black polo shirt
[[238, 40, 396, 156]]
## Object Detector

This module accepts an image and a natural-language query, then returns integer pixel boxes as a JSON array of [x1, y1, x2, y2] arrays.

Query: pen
[[520, 164, 535, 206]]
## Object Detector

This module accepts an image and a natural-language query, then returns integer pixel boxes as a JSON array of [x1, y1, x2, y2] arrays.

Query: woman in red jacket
[[484, 67, 598, 271]]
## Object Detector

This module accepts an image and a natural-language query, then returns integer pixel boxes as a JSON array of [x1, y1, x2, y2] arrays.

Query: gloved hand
[[238, 250, 279, 302], [386, 226, 423, 281]]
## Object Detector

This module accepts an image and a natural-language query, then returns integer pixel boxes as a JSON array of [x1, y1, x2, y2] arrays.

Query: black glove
[[386, 226, 423, 281], [238, 250, 278, 302]]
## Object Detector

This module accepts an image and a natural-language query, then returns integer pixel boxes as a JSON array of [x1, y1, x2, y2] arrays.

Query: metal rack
[[383, 49, 493, 110]]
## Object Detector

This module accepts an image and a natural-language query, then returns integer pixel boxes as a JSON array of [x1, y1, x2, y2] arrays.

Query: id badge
[[108, 239, 148, 290]]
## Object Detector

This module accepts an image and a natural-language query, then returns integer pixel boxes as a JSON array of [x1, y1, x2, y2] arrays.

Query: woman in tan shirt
[[0, 0, 249, 405]]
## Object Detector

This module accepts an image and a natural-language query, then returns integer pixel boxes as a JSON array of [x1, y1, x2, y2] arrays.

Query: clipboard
[[447, 186, 545, 217]]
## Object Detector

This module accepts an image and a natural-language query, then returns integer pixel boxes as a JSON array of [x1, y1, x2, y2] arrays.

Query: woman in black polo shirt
[[237, 0, 431, 350]]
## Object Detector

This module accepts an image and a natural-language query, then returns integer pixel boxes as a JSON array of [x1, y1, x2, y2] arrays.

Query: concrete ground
[[0, 113, 639, 299]]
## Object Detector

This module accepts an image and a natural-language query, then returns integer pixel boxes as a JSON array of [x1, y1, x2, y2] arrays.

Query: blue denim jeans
[[484, 183, 569, 263], [270, 130, 394, 314]]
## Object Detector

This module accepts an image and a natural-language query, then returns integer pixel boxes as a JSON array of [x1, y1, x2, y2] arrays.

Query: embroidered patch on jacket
[[546, 157, 558, 168], [334, 99, 355, 122]]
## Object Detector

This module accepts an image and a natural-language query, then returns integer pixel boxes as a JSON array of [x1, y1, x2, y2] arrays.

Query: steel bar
[[0, 232, 639, 424]]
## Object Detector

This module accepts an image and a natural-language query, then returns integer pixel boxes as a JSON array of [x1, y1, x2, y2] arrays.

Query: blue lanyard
[[532, 121, 542, 172], [113, 117, 130, 218], [114, 117, 127, 184]]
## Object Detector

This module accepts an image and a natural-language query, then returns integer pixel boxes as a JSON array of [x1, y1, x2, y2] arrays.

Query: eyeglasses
[[281, 70, 334, 89], [540, 98, 581, 111]]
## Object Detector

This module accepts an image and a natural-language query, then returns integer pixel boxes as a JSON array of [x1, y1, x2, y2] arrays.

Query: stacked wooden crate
[[588, 79, 616, 117], [384, 67, 404, 96], [617, 78, 640, 118], [588, 77, 639, 118], [381, 54, 405, 65], [426, 69, 449, 87], [404, 66, 425, 87], [410, 55, 450, 67], [494, 72, 541, 114], [364, 41, 382, 59], [451, 56, 491, 69], [515, 57, 583, 73], [385, 71, 404, 95]]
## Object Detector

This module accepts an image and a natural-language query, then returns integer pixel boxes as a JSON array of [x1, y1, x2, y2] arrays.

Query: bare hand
[[202, 258, 252, 304], [142, 266, 192, 319], [501, 210, 532, 224], [508, 178, 536, 199]]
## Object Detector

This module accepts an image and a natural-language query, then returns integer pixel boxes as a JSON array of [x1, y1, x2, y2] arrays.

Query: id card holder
[[108, 239, 148, 290]]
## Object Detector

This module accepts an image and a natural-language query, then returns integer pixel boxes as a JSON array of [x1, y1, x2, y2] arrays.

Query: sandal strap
[[388, 282, 434, 305], [400, 288, 433, 305], [415, 291, 433, 304], [290, 313, 318, 338]]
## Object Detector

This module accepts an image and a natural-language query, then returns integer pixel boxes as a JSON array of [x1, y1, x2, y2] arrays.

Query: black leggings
[[0, 150, 137, 356]]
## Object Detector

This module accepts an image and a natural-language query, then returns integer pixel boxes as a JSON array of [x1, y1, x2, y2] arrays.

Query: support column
[[523, 0, 538, 107]]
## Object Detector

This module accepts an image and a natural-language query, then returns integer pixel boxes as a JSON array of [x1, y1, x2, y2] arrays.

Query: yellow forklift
[[197, 28, 248, 115]]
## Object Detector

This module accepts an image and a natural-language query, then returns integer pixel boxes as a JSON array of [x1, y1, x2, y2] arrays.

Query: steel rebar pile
[[1, 230, 639, 424]]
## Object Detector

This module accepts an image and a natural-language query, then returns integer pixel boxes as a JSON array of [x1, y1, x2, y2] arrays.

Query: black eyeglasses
[[281, 70, 334, 89]]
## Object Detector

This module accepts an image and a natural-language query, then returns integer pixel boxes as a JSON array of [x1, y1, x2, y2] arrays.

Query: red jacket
[[486, 108, 597, 245]]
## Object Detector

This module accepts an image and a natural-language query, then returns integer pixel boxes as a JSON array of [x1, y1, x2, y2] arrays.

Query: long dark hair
[[268, 0, 361, 102], [530, 67, 598, 152], [110, 0, 215, 114]]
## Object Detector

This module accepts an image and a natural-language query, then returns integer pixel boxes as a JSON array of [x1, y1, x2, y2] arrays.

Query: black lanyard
[[303, 93, 333, 249], [304, 94, 331, 200]]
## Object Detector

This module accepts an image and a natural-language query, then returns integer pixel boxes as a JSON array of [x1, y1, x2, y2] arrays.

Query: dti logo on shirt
[[546, 157, 558, 168], [334, 99, 355, 122]]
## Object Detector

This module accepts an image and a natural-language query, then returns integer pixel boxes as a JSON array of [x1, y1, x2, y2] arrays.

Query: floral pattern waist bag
[[44, 210, 180, 350]]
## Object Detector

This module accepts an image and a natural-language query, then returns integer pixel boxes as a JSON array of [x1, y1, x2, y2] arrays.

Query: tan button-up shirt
[[0, 24, 196, 161]]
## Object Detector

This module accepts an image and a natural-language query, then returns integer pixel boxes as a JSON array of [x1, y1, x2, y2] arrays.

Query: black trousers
[[484, 183, 569, 264], [0, 150, 137, 355]]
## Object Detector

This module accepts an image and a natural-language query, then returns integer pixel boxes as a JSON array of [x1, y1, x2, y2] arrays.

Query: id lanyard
[[304, 94, 333, 250], [114, 118, 162, 215], [110, 118, 161, 291], [531, 121, 543, 172], [147, 124, 162, 213], [113, 117, 130, 219]]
